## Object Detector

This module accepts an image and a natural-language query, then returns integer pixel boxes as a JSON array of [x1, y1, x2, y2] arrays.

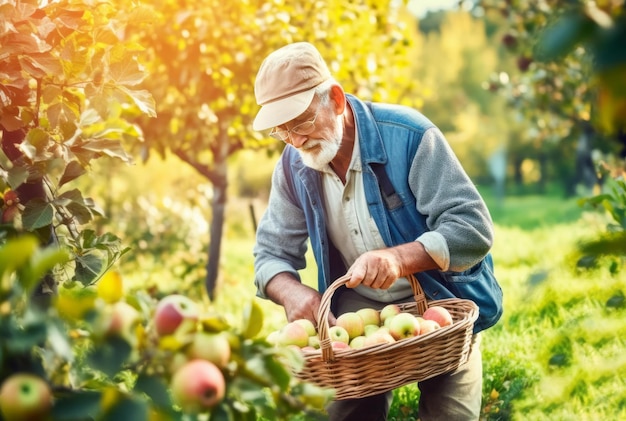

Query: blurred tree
[[476, 0, 626, 194], [130, 0, 423, 299]]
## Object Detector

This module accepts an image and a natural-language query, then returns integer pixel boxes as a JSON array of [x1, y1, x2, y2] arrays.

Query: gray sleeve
[[409, 128, 494, 271], [253, 157, 309, 299]]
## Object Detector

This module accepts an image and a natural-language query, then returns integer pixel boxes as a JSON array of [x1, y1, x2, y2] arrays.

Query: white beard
[[299, 114, 344, 171]]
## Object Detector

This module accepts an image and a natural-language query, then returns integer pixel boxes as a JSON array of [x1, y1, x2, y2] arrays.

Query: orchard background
[[1, 0, 625, 420]]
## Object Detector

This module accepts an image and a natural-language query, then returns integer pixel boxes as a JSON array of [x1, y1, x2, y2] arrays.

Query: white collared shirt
[[320, 131, 449, 302]]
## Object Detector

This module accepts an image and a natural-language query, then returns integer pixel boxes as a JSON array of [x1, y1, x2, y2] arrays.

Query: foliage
[[0, 236, 334, 420], [0, 0, 155, 286]]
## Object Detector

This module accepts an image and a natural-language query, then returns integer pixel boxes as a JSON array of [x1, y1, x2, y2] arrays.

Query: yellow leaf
[[97, 270, 124, 303], [241, 299, 264, 339]]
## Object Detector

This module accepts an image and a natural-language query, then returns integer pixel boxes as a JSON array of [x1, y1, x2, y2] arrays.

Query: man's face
[[286, 99, 343, 171]]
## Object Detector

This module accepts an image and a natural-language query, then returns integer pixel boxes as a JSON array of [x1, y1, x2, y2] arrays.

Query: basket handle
[[316, 273, 428, 362]]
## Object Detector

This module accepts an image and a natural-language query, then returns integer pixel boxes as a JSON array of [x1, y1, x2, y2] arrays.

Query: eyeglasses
[[269, 110, 319, 142]]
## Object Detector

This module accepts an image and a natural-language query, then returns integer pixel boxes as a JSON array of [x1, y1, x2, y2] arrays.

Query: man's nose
[[288, 132, 308, 148]]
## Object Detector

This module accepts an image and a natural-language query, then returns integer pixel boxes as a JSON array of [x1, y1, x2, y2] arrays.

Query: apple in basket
[[419, 319, 441, 334], [388, 312, 421, 340], [356, 307, 381, 328], [423, 306, 453, 327], [380, 304, 401, 326], [328, 325, 350, 344], [277, 321, 310, 348], [363, 329, 396, 347], [336, 312, 365, 339]]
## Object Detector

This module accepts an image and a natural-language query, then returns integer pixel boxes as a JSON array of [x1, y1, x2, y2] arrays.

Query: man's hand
[[346, 242, 439, 289], [265, 273, 336, 327]]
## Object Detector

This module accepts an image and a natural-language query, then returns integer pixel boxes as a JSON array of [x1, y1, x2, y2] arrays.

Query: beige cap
[[253, 42, 331, 131]]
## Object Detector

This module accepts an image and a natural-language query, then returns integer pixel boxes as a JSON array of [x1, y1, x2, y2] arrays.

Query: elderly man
[[252, 42, 502, 421]]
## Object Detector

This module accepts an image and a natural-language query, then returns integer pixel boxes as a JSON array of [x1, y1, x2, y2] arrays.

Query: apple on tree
[[171, 359, 225, 413], [335, 312, 364, 339], [0, 373, 52, 421], [153, 294, 199, 337], [187, 332, 231, 368]]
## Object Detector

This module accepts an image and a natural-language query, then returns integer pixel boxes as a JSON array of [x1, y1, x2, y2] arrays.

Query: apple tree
[[0, 0, 155, 293], [128, 0, 421, 299]]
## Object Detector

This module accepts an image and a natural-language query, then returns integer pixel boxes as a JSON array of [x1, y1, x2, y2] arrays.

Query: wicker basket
[[294, 274, 479, 400]]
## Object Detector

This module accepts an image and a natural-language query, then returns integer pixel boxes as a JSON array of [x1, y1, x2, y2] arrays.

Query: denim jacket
[[254, 94, 503, 333]]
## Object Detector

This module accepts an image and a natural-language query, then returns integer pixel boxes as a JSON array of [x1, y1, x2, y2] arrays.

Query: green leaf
[[51, 390, 103, 420], [21, 198, 54, 230], [535, 12, 595, 62], [6, 315, 48, 353], [19, 246, 70, 294], [59, 161, 87, 186], [109, 55, 146, 86], [86, 336, 132, 378], [74, 252, 104, 286], [102, 395, 149, 421], [134, 374, 173, 409], [117, 86, 157, 117], [0, 235, 38, 281], [241, 299, 264, 339]]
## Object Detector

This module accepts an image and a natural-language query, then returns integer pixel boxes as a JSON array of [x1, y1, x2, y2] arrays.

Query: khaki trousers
[[325, 288, 483, 421]]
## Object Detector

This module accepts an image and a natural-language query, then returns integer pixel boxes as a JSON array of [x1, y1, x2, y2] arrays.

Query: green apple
[[364, 324, 380, 337], [187, 332, 231, 368], [388, 312, 421, 340], [171, 359, 225, 413], [0, 373, 52, 421], [380, 304, 401, 325], [308, 334, 321, 349], [328, 325, 350, 344], [294, 318, 317, 336], [423, 306, 453, 327], [154, 294, 199, 337], [336, 312, 364, 339], [349, 335, 367, 349], [277, 321, 309, 348], [356, 307, 381, 327]]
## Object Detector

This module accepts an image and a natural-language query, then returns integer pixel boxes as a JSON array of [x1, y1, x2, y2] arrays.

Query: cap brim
[[253, 89, 316, 131]]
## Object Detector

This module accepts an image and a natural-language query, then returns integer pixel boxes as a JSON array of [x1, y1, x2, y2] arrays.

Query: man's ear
[[329, 84, 346, 115]]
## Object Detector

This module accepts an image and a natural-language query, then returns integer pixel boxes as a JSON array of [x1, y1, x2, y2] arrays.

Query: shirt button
[[345, 197, 350, 202]]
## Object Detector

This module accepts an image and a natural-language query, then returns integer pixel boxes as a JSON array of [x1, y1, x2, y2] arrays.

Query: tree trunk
[[205, 182, 226, 300]]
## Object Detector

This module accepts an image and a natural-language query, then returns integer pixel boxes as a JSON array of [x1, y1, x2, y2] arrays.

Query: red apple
[[330, 341, 351, 351], [380, 304, 401, 326], [356, 307, 381, 327], [328, 325, 350, 344], [423, 306, 453, 327], [388, 312, 421, 340], [277, 321, 309, 348], [187, 332, 231, 368], [170, 359, 225, 413], [336, 312, 364, 339], [0, 373, 52, 421], [154, 294, 199, 337]]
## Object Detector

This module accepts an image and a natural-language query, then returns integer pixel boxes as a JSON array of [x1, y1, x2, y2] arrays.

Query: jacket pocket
[[441, 254, 503, 333]]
